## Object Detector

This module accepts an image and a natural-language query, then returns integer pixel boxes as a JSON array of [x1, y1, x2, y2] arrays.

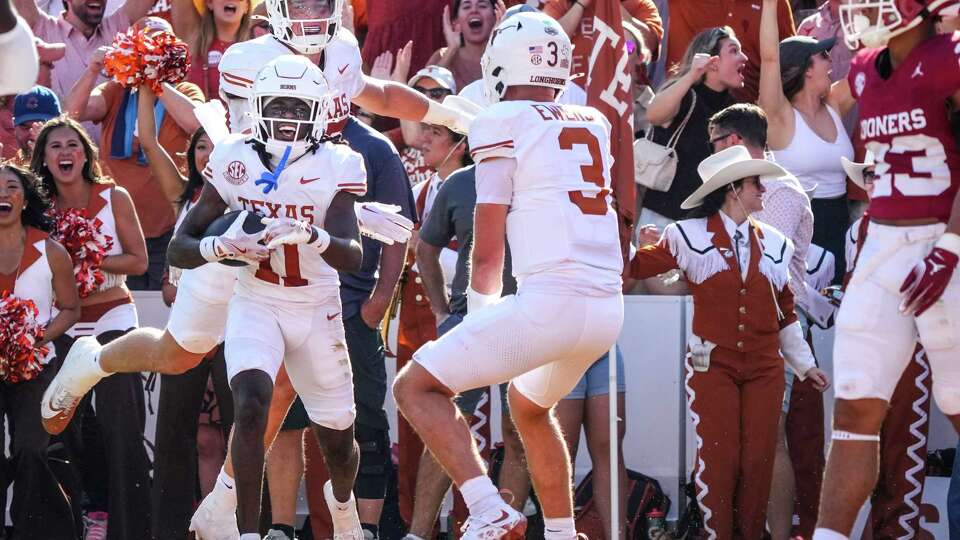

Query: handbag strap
[[662, 89, 697, 149]]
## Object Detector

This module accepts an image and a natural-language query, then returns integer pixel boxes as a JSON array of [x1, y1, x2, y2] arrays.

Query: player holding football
[[393, 12, 624, 540], [813, 1, 960, 539], [182, 55, 365, 540]]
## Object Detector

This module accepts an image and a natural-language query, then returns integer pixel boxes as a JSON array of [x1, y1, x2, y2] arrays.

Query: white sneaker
[[188, 492, 239, 540], [40, 336, 105, 435], [264, 529, 292, 540], [323, 480, 364, 540], [460, 502, 527, 540]]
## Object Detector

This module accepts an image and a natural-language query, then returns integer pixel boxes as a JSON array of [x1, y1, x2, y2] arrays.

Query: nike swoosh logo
[[300, 176, 323, 184], [338, 64, 348, 74], [490, 510, 511, 525], [327, 312, 340, 321]]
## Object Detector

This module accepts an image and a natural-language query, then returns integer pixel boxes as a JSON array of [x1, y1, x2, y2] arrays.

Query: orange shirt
[[542, 0, 664, 56], [666, 0, 795, 103], [98, 81, 204, 239]]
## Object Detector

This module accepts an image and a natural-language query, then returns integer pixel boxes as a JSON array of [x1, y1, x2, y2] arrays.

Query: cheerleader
[[30, 117, 152, 539], [0, 164, 79, 538], [632, 146, 828, 539]]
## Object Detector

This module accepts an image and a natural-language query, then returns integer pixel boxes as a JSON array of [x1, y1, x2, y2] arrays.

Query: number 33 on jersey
[[468, 101, 623, 282]]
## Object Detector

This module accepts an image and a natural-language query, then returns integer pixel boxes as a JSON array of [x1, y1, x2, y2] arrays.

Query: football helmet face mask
[[266, 0, 342, 54], [480, 12, 571, 103], [250, 55, 331, 158], [840, 0, 958, 48]]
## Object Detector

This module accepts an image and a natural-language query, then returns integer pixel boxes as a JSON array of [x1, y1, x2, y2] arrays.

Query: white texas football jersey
[[469, 101, 622, 295], [218, 29, 364, 133], [203, 134, 367, 306]]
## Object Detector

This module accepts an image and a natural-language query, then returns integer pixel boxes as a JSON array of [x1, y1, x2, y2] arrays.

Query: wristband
[[199, 236, 221, 262], [422, 99, 456, 128], [935, 232, 960, 256], [310, 226, 331, 253], [467, 286, 501, 313]]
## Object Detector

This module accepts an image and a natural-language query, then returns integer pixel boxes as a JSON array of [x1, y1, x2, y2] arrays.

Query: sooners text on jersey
[[847, 32, 960, 222], [202, 134, 367, 306]]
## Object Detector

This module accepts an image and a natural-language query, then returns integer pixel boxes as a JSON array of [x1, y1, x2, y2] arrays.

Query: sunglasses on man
[[414, 86, 453, 100]]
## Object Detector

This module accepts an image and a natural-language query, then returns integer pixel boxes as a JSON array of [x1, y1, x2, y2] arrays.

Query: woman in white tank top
[[0, 164, 80, 539], [758, 0, 853, 289], [30, 117, 154, 538], [757, 0, 856, 536]]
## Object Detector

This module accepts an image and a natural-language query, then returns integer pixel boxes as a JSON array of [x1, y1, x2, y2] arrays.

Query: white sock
[[240, 534, 260, 540], [403, 535, 426, 540], [543, 517, 576, 539], [460, 476, 501, 516], [812, 528, 849, 540], [331, 490, 354, 514], [212, 467, 237, 507]]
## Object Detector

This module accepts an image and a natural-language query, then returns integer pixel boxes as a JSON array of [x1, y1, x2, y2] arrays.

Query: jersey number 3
[[559, 127, 610, 216]]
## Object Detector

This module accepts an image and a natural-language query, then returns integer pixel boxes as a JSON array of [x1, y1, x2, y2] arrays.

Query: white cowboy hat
[[681, 145, 788, 210], [841, 150, 876, 191]]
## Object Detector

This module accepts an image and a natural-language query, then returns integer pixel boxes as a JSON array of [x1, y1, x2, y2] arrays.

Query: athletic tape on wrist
[[311, 227, 331, 253], [831, 430, 880, 442], [936, 232, 960, 256], [199, 236, 221, 262]]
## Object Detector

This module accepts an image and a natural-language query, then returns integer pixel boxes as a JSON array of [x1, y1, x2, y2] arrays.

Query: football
[[203, 210, 267, 267]]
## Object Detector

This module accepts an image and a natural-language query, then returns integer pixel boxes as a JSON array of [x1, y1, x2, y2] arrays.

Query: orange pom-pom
[[102, 28, 192, 93]]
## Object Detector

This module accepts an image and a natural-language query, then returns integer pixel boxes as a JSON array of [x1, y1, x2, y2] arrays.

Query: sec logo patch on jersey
[[225, 161, 249, 185]]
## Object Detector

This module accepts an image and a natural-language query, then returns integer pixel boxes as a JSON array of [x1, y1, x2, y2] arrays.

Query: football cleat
[[460, 503, 528, 540], [323, 480, 364, 540], [40, 336, 104, 435], [188, 492, 239, 540]]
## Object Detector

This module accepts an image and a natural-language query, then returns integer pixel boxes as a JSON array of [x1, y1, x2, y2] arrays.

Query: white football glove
[[199, 211, 270, 264], [356, 202, 414, 245], [262, 217, 331, 252]]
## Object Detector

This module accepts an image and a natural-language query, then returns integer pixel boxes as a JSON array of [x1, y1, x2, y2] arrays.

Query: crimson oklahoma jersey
[[847, 31, 960, 222]]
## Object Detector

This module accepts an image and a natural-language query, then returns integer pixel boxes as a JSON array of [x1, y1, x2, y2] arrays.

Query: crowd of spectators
[[2, 0, 959, 538]]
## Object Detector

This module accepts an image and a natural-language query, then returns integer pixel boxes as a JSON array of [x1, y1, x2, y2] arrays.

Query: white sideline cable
[[609, 344, 619, 539]]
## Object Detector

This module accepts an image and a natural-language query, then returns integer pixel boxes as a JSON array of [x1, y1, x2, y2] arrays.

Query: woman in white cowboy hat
[[633, 145, 829, 540]]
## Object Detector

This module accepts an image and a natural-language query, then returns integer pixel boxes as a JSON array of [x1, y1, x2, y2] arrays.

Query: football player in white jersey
[[46, 55, 369, 540], [218, 0, 473, 136], [176, 55, 366, 540], [393, 13, 624, 540]]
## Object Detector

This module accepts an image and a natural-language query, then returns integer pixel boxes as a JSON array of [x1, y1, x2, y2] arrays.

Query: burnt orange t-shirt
[[666, 0, 795, 104], [98, 81, 204, 239]]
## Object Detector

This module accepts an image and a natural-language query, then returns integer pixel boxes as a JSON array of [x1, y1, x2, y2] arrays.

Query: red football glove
[[899, 233, 960, 316]]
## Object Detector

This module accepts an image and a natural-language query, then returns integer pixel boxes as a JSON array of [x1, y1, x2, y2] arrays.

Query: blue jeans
[[950, 442, 960, 539]]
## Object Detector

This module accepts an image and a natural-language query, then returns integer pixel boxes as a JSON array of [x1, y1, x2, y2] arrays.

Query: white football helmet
[[266, 0, 343, 54], [250, 55, 331, 158], [480, 11, 571, 103], [839, 0, 958, 48]]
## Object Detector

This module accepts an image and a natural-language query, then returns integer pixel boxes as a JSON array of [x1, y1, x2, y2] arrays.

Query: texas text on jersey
[[202, 133, 367, 305], [469, 100, 623, 295], [218, 29, 364, 134], [847, 31, 960, 222]]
